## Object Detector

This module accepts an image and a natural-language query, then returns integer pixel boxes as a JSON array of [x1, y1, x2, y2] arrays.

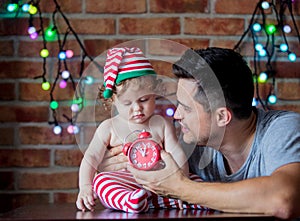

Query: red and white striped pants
[[93, 170, 206, 213]]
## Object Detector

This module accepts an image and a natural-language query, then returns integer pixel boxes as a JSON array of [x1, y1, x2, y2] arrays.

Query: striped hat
[[103, 47, 156, 99]]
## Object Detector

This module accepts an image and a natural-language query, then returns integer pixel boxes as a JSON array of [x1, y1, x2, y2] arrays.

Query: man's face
[[174, 79, 212, 146]]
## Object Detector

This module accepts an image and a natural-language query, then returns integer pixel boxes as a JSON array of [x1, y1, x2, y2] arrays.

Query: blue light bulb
[[252, 23, 262, 32], [268, 95, 277, 104], [288, 53, 296, 62], [279, 43, 288, 52]]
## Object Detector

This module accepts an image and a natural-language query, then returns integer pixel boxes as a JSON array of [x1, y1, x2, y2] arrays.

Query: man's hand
[[127, 150, 187, 199], [97, 146, 128, 172]]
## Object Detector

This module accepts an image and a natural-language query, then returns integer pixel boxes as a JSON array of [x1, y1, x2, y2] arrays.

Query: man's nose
[[173, 108, 181, 120]]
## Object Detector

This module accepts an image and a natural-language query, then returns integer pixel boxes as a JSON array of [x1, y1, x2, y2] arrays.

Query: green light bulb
[[45, 26, 57, 42], [42, 82, 50, 91], [40, 49, 49, 58], [50, 101, 59, 109], [266, 24, 276, 35]]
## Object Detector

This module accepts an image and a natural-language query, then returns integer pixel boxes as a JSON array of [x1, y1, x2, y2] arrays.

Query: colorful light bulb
[[266, 24, 276, 35], [67, 125, 79, 134], [53, 125, 62, 135], [50, 101, 59, 109], [166, 107, 174, 117], [258, 49, 267, 57], [7, 3, 19, 12], [288, 53, 296, 62], [28, 26, 36, 34], [59, 80, 67, 89], [268, 95, 277, 104], [84, 76, 94, 85], [45, 26, 57, 42], [255, 43, 264, 51], [252, 98, 258, 106], [252, 23, 262, 32], [30, 32, 38, 40], [279, 43, 288, 52], [258, 72, 268, 83], [261, 1, 270, 9], [283, 25, 291, 33], [22, 4, 30, 12], [28, 5, 37, 14], [71, 104, 80, 112], [40, 49, 49, 58], [66, 50, 74, 58], [58, 51, 66, 60], [42, 82, 51, 91], [61, 70, 70, 79]]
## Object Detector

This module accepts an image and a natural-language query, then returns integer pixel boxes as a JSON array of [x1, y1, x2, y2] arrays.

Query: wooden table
[[0, 203, 276, 220]]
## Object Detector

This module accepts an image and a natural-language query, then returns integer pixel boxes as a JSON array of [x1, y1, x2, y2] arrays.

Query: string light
[[234, 0, 300, 109], [6, 0, 103, 135]]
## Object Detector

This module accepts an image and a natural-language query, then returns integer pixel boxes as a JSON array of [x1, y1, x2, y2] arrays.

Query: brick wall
[[0, 0, 299, 213]]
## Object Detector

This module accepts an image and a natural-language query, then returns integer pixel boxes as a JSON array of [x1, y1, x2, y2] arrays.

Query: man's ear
[[215, 107, 232, 127]]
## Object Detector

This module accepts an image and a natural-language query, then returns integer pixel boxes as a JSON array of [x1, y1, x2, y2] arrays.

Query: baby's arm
[[76, 120, 111, 211], [161, 117, 189, 176]]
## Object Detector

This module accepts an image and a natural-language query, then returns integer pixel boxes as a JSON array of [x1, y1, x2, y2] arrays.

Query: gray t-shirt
[[188, 108, 300, 182]]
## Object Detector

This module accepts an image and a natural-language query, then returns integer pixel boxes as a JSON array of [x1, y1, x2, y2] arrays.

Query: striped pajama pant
[[93, 170, 206, 213]]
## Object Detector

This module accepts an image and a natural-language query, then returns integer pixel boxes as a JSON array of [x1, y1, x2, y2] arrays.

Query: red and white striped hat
[[103, 47, 156, 98]]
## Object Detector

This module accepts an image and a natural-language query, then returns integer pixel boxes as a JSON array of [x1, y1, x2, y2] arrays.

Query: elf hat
[[103, 47, 156, 99]]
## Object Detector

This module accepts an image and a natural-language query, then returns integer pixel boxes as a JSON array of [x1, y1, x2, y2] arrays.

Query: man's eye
[[140, 98, 149, 102]]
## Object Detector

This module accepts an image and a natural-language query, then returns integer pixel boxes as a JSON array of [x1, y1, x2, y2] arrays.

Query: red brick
[[150, 0, 208, 13], [0, 83, 15, 100], [39, 0, 82, 13], [151, 60, 174, 78], [0, 193, 49, 213], [19, 127, 76, 145], [274, 62, 300, 78], [55, 149, 83, 166], [0, 171, 14, 190], [184, 18, 244, 35], [19, 82, 76, 101], [0, 149, 50, 167], [120, 18, 180, 35], [0, 128, 14, 145], [18, 171, 78, 189], [57, 18, 115, 35], [0, 61, 43, 79], [0, 40, 14, 56], [0, 18, 50, 36], [277, 81, 300, 100], [54, 192, 78, 203], [0, 106, 48, 122], [84, 39, 143, 57], [215, 0, 260, 14], [148, 38, 209, 56], [86, 0, 146, 13]]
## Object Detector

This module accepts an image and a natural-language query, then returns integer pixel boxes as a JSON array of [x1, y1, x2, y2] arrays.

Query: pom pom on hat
[[103, 47, 156, 99]]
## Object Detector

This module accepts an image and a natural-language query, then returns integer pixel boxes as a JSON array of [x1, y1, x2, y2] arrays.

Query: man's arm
[[127, 151, 300, 220]]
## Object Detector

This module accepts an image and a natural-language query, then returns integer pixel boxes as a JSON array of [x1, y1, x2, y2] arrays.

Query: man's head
[[173, 47, 254, 120]]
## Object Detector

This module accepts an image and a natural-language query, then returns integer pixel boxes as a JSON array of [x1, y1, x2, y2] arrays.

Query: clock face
[[128, 139, 161, 170]]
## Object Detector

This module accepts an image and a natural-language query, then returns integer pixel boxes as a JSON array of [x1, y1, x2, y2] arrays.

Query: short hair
[[172, 47, 254, 119]]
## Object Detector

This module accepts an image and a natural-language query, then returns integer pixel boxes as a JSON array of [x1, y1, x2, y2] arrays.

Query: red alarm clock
[[122, 130, 163, 171]]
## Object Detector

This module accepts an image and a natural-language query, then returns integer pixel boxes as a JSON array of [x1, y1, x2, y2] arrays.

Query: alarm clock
[[122, 130, 164, 171]]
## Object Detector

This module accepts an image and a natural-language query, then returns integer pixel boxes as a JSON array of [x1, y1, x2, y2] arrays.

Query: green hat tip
[[103, 89, 113, 99]]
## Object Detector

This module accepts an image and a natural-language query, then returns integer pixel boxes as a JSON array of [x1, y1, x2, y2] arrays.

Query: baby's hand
[[76, 184, 97, 212]]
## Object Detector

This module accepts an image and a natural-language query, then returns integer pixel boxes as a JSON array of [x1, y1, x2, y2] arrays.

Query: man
[[125, 48, 300, 219]]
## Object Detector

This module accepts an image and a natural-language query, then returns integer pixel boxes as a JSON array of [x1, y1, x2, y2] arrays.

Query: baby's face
[[114, 85, 156, 124]]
